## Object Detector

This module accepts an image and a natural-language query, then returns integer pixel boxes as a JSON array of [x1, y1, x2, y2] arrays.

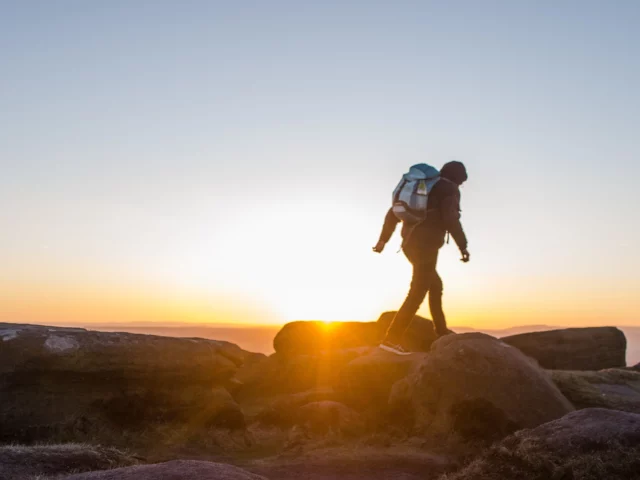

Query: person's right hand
[[372, 240, 386, 253], [460, 248, 470, 263]]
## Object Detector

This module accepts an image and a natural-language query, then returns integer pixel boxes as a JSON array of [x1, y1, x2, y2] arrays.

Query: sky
[[1, 1, 639, 328]]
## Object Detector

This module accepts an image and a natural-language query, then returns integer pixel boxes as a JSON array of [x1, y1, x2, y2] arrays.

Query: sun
[[169, 199, 417, 323]]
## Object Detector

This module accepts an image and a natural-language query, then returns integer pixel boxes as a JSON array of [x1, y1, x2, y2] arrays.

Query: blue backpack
[[391, 164, 440, 224]]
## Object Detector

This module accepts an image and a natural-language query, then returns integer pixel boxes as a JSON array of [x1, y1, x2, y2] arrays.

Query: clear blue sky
[[1, 1, 639, 326]]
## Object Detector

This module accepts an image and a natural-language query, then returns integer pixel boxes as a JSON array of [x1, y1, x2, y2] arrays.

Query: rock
[[551, 368, 640, 413], [251, 388, 338, 427], [441, 409, 640, 480], [225, 352, 268, 395], [391, 334, 573, 440], [296, 401, 363, 434], [94, 383, 245, 431], [0, 323, 249, 379], [376, 311, 439, 352], [62, 460, 267, 479], [0, 323, 251, 442], [273, 313, 438, 356], [273, 321, 380, 356], [502, 327, 626, 370], [0, 444, 136, 479], [234, 348, 372, 401], [336, 348, 427, 412], [527, 407, 640, 452]]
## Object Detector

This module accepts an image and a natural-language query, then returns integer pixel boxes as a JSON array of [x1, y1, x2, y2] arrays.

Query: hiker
[[373, 161, 470, 355]]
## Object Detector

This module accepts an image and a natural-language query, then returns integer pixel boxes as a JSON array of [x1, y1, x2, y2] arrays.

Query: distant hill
[[621, 327, 640, 366], [454, 325, 558, 337], [88, 322, 640, 366]]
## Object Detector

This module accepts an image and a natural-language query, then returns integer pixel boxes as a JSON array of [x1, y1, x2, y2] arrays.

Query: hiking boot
[[379, 341, 412, 356]]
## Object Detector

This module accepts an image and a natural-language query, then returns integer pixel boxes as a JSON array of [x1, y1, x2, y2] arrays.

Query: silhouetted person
[[373, 161, 469, 355]]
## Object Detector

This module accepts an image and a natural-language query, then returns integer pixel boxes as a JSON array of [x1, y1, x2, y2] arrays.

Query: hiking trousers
[[384, 245, 447, 344]]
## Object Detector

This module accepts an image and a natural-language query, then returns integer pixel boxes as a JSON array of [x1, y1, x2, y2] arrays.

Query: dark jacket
[[378, 162, 468, 252]]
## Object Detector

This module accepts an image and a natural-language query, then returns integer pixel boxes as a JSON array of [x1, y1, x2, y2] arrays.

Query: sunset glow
[[1, 2, 638, 331]]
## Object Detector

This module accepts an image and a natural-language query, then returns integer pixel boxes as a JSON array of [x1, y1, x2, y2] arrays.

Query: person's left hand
[[372, 240, 386, 253], [460, 248, 470, 263]]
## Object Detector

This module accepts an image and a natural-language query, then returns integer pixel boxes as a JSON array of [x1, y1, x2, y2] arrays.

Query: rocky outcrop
[[390, 334, 574, 440], [234, 348, 373, 401], [502, 327, 626, 370], [441, 409, 640, 480], [0, 323, 251, 442], [242, 348, 426, 433], [273, 313, 437, 356], [0, 444, 137, 480], [62, 460, 267, 479], [238, 314, 436, 430], [551, 368, 640, 413], [0, 323, 249, 379]]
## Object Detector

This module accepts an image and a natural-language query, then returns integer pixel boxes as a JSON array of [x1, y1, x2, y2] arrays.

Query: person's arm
[[441, 193, 469, 260], [373, 208, 399, 252]]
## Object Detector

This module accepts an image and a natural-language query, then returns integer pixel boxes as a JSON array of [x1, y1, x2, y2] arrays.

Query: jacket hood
[[440, 161, 468, 186]]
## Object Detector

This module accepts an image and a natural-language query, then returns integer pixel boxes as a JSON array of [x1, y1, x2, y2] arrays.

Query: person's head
[[440, 161, 468, 186]]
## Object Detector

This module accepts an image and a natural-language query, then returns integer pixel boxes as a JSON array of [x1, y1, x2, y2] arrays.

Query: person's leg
[[429, 270, 448, 336], [384, 250, 438, 345]]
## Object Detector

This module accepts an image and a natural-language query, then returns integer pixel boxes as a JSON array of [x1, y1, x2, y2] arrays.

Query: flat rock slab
[[502, 327, 626, 370], [0, 322, 248, 380]]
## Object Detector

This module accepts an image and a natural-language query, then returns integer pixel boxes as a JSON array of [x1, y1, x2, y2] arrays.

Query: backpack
[[391, 163, 440, 224]]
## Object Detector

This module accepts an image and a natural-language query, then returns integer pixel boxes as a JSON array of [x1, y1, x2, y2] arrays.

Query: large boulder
[[336, 348, 427, 413], [62, 460, 267, 479], [0, 444, 136, 480], [273, 313, 437, 356], [0, 323, 249, 379], [274, 321, 378, 356], [0, 323, 250, 442], [391, 334, 574, 440], [551, 368, 640, 413], [440, 409, 640, 480], [502, 327, 626, 370]]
